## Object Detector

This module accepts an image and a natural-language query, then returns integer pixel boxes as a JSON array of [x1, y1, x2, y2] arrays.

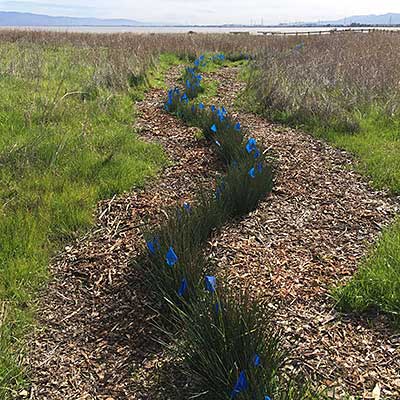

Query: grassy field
[[1, 29, 399, 397], [0, 42, 170, 395], [0, 30, 272, 397], [245, 32, 400, 321]]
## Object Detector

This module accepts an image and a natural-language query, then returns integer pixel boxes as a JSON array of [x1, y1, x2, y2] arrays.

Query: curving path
[[205, 67, 399, 399], [26, 65, 399, 399]]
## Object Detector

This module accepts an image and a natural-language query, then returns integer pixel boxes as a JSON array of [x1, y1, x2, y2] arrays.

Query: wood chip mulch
[[24, 66, 222, 400], [204, 67, 400, 399], [24, 65, 399, 400]]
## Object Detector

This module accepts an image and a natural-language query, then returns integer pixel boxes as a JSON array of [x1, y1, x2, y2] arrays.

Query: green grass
[[317, 112, 400, 322], [243, 62, 400, 321], [323, 112, 400, 194], [0, 44, 169, 397], [334, 218, 400, 319]]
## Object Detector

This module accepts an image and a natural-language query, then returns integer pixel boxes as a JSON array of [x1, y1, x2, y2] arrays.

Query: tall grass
[[244, 31, 400, 322], [163, 292, 317, 400], [0, 29, 269, 64], [138, 56, 321, 399], [246, 32, 400, 133], [0, 41, 168, 396]]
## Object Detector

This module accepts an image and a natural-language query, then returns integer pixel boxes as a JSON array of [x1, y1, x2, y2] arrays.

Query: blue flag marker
[[230, 371, 248, 399], [147, 240, 156, 255], [211, 105, 217, 113], [234, 122, 241, 131], [211, 124, 217, 133], [181, 93, 188, 104], [166, 246, 178, 267], [178, 278, 188, 297], [253, 354, 261, 367], [246, 138, 257, 153], [205, 276, 217, 293], [199, 102, 205, 110], [146, 238, 160, 254], [248, 167, 256, 178]]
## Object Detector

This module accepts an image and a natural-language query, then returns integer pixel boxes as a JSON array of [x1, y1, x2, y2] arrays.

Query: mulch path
[[205, 67, 400, 399], [25, 66, 221, 400], [25, 65, 399, 399]]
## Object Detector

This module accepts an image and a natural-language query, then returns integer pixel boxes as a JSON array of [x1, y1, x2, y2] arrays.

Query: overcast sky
[[1, 0, 400, 24]]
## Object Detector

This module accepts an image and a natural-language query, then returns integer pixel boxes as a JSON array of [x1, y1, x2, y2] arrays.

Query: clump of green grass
[[334, 218, 400, 322], [0, 43, 169, 397], [143, 193, 223, 302], [163, 290, 319, 400]]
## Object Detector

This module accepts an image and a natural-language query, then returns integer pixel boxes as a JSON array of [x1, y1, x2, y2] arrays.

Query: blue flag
[[181, 93, 188, 104], [205, 276, 217, 293], [246, 138, 257, 153], [178, 278, 188, 297], [146, 240, 156, 255], [248, 167, 256, 178], [211, 124, 217, 133], [230, 371, 248, 399], [166, 246, 178, 267]]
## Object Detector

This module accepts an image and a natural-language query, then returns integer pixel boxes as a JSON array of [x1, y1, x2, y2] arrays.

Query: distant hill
[[321, 13, 400, 26], [0, 11, 150, 26]]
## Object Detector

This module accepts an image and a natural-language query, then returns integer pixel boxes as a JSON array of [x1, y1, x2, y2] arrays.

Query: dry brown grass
[[246, 32, 400, 131]]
